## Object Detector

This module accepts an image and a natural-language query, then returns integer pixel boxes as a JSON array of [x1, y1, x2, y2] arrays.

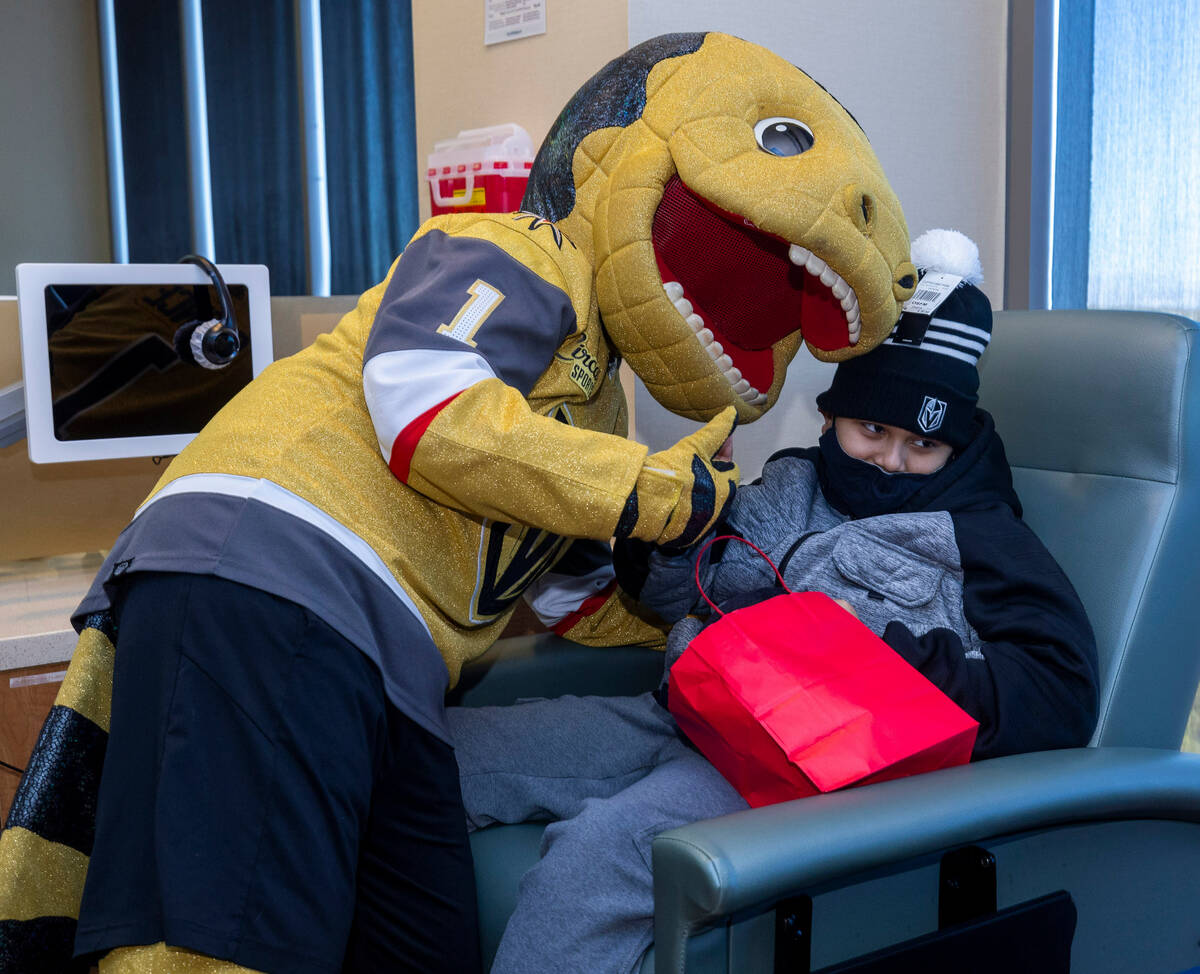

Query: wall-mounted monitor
[[16, 262, 272, 463]]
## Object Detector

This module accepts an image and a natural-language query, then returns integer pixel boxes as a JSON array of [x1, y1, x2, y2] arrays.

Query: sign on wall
[[485, 0, 546, 45]]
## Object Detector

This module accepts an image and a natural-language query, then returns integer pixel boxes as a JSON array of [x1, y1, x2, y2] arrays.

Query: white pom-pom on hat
[[910, 229, 984, 286]]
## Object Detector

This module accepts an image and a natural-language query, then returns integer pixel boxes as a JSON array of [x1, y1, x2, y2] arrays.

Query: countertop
[[0, 552, 101, 670]]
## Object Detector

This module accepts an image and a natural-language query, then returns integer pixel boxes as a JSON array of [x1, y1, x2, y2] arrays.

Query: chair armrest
[[652, 747, 1200, 974], [449, 633, 664, 707]]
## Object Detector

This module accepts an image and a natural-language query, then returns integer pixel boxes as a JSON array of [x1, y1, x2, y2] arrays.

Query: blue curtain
[[202, 0, 307, 295], [114, 0, 191, 263], [322, 0, 419, 294], [111, 0, 418, 296], [1050, 0, 1094, 310]]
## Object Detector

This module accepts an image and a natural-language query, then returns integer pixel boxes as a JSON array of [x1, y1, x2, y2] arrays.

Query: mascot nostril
[[894, 262, 920, 301], [841, 186, 876, 233]]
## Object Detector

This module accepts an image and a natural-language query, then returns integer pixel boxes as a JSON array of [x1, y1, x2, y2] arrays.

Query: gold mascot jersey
[[75, 213, 665, 741]]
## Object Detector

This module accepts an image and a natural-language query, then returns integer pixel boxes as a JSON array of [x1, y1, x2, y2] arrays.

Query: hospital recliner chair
[[450, 309, 1200, 973]]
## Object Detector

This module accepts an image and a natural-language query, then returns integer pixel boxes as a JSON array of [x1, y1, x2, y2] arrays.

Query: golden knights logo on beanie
[[816, 229, 992, 449]]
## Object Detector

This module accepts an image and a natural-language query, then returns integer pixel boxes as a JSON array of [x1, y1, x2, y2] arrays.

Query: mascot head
[[523, 32, 917, 423]]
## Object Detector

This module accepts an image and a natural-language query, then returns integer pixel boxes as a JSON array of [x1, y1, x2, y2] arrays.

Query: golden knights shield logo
[[918, 395, 947, 434]]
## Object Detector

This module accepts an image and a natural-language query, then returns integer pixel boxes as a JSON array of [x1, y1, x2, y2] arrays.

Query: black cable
[[173, 254, 242, 368], [179, 253, 234, 326], [0, 758, 25, 776]]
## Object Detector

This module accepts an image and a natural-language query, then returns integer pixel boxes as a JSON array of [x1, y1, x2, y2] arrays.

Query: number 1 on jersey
[[438, 279, 505, 347]]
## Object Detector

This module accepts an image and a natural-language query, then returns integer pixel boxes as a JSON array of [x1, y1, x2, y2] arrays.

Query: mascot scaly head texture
[[523, 32, 918, 423]]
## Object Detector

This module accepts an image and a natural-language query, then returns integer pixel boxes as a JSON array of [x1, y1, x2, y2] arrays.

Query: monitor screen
[[17, 263, 272, 463], [45, 282, 254, 440]]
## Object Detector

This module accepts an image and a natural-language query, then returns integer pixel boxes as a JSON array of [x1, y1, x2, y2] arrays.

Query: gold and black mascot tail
[[0, 613, 114, 973]]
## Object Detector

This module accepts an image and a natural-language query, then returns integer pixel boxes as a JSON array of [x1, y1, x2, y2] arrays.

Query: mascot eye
[[754, 117, 815, 157]]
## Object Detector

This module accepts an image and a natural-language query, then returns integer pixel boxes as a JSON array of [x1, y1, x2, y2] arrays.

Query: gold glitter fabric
[[120, 32, 916, 681], [622, 406, 739, 546], [557, 584, 668, 648], [0, 618, 114, 972], [0, 827, 89, 922], [56, 626, 115, 734], [100, 942, 263, 973]]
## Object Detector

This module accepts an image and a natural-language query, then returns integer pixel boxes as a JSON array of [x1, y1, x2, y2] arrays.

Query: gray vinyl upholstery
[[978, 311, 1200, 747], [455, 310, 1200, 973]]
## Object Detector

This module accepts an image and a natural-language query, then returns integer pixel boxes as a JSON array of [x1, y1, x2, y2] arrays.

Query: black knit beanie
[[816, 229, 993, 450]]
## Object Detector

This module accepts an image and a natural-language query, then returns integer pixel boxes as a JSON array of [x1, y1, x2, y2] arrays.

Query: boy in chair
[[448, 230, 1099, 974]]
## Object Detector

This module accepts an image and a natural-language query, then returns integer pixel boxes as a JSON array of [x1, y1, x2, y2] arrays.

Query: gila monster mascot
[[0, 32, 915, 974]]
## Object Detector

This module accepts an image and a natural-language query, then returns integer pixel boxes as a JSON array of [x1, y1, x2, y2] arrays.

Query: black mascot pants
[[74, 572, 481, 974]]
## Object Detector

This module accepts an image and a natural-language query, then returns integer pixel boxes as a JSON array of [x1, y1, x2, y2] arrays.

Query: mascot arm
[[363, 225, 642, 539], [405, 377, 648, 540], [404, 380, 738, 546], [553, 586, 669, 649], [363, 224, 739, 546], [523, 539, 668, 648]]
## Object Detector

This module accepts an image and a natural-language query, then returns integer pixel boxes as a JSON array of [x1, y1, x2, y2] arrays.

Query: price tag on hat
[[902, 271, 962, 316]]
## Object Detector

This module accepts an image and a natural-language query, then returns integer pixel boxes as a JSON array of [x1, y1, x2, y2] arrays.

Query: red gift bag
[[668, 536, 979, 808]]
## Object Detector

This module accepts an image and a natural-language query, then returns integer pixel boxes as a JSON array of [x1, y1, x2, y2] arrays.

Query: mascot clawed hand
[[0, 32, 914, 974]]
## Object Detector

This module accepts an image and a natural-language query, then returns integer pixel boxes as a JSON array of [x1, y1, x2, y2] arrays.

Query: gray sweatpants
[[447, 691, 748, 974]]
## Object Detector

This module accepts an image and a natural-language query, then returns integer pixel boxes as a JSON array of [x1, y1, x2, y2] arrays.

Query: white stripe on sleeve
[[363, 347, 497, 463], [523, 564, 616, 626]]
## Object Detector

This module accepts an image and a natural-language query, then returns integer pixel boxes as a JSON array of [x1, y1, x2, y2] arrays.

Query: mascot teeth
[[788, 245, 862, 344], [663, 281, 770, 406], [649, 174, 878, 409]]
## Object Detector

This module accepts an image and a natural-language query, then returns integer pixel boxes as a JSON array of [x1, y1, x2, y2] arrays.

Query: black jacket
[[630, 410, 1100, 760]]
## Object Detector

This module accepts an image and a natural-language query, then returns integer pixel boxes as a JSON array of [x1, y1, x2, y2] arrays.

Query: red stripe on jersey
[[388, 391, 462, 482], [551, 580, 618, 635]]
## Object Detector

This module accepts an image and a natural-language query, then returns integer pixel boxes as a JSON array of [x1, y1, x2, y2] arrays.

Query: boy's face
[[822, 415, 953, 475]]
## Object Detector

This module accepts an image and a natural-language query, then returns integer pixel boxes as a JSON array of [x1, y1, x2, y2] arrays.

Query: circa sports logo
[[918, 396, 947, 433], [554, 336, 601, 397]]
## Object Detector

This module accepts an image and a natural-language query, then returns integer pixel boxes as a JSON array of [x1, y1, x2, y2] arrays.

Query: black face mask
[[817, 428, 932, 518]]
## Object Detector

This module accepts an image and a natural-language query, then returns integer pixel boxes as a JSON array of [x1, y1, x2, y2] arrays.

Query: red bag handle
[[694, 534, 793, 617]]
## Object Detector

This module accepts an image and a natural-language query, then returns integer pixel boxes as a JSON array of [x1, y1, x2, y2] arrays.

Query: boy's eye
[[860, 422, 884, 435]]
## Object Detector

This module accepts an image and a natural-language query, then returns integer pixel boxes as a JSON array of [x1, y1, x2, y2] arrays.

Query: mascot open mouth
[[651, 175, 861, 406]]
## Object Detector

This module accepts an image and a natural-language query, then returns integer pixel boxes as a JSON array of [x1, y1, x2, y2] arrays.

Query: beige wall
[[0, 1, 112, 295], [0, 3, 131, 561], [411, 0, 628, 224]]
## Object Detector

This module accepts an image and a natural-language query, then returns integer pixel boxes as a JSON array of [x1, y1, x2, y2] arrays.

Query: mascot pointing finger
[[0, 32, 915, 974]]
